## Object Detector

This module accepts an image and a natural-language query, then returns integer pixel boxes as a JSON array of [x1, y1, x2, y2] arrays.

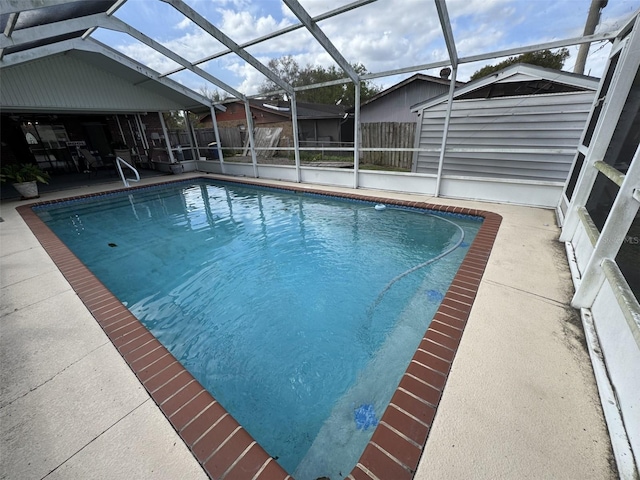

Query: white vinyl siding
[[360, 81, 450, 123], [414, 91, 596, 182], [0, 53, 186, 113]]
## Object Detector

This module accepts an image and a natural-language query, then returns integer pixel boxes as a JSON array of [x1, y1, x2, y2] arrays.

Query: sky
[[91, 0, 640, 98]]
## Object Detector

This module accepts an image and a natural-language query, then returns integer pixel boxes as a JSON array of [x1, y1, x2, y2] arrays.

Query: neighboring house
[[411, 63, 599, 182], [200, 100, 350, 148], [357, 73, 463, 169], [359, 73, 463, 123]]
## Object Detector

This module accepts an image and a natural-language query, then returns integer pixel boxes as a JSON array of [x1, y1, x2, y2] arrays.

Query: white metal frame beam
[[1, 0, 638, 195], [99, 15, 245, 100], [459, 31, 616, 66], [159, 0, 376, 79], [282, 0, 361, 186], [81, 39, 212, 106], [282, 0, 359, 84], [356, 31, 617, 83], [8, 38, 207, 110], [82, 39, 213, 108], [433, 0, 458, 196], [0, 11, 245, 100], [435, 0, 458, 69], [208, 105, 225, 174], [160, 0, 293, 95], [3, 12, 19, 37], [263, 30, 617, 93], [0, 0, 626, 108], [0, 37, 79, 66], [106, 0, 128, 16], [161, 0, 300, 175], [1, 0, 87, 15], [0, 12, 18, 60], [0, 13, 106, 49]]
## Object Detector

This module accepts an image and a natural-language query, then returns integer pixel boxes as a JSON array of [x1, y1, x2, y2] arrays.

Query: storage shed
[[411, 64, 599, 183]]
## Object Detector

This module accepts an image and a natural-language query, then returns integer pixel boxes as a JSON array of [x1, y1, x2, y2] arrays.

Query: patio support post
[[126, 117, 138, 156], [209, 105, 225, 174], [290, 93, 302, 183], [135, 114, 149, 152], [434, 66, 457, 197], [244, 100, 259, 178], [354, 81, 361, 189], [183, 110, 197, 162], [115, 114, 126, 144], [282, 0, 361, 187], [434, 0, 459, 198], [158, 112, 176, 163], [132, 114, 146, 162]]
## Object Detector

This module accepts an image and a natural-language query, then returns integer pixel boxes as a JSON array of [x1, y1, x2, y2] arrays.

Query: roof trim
[[410, 63, 600, 112], [200, 99, 347, 123], [360, 73, 465, 108]]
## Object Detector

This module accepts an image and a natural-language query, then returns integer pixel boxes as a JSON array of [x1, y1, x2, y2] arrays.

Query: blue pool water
[[36, 180, 481, 478]]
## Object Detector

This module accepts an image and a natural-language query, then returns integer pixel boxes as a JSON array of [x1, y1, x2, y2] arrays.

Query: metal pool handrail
[[116, 156, 140, 188]]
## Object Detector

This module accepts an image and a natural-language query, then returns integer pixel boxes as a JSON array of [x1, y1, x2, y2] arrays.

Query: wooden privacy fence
[[163, 124, 415, 167], [168, 128, 243, 154], [361, 122, 415, 170]]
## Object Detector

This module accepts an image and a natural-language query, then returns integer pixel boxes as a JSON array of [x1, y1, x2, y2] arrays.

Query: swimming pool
[[20, 178, 501, 479]]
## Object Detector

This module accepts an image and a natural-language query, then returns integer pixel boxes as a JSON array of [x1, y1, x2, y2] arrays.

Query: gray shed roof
[[411, 63, 600, 112]]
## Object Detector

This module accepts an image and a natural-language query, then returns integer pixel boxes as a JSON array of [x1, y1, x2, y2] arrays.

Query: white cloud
[[117, 41, 181, 73], [225, 59, 270, 94], [217, 9, 293, 44], [111, 0, 640, 96], [175, 18, 193, 30]]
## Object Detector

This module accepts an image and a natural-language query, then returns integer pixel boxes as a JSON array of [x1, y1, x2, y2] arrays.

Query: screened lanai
[[1, 0, 639, 478], [0, 0, 633, 203]]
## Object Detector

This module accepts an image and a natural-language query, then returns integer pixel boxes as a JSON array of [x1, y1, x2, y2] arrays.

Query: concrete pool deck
[[0, 173, 615, 479]]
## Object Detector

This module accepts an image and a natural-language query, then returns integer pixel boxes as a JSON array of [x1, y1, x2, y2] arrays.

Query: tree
[[199, 85, 230, 103], [469, 48, 570, 81], [259, 56, 381, 107], [163, 110, 205, 129], [163, 111, 185, 129]]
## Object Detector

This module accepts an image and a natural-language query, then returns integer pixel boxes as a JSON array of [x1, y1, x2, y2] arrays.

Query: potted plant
[[170, 145, 184, 174], [1, 163, 50, 199]]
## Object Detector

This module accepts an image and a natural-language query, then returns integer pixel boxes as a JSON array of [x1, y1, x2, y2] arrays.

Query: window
[[585, 172, 618, 232], [616, 210, 640, 300], [585, 67, 640, 231], [583, 52, 620, 147], [599, 68, 640, 174], [565, 152, 585, 200]]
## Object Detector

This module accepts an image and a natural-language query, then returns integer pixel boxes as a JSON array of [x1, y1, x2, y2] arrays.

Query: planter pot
[[179, 160, 197, 172], [170, 163, 183, 175], [13, 181, 39, 199]]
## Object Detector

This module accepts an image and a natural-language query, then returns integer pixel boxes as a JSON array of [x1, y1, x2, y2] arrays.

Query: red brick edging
[[16, 177, 501, 480]]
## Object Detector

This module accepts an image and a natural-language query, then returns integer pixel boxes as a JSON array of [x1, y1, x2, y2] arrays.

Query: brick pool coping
[[17, 177, 501, 480]]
